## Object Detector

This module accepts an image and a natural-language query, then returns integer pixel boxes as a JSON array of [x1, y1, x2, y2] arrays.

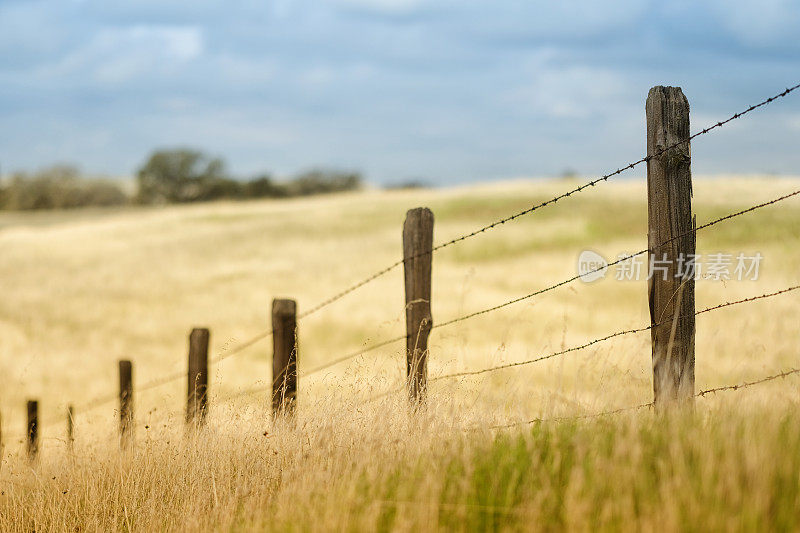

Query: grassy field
[[0, 176, 799, 531]]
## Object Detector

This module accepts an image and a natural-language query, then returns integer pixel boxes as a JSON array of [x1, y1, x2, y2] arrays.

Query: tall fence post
[[187, 327, 210, 427], [118, 360, 134, 448], [646, 85, 696, 406], [272, 299, 297, 416], [403, 207, 434, 404], [26, 400, 38, 460], [67, 404, 74, 451]]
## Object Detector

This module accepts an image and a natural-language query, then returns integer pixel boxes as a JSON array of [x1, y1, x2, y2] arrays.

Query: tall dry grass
[[0, 176, 799, 530]]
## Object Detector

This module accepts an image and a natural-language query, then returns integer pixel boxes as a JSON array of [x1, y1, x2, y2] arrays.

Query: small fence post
[[187, 328, 210, 427], [272, 299, 298, 416], [118, 360, 134, 448], [403, 207, 434, 404], [67, 404, 74, 451], [26, 400, 38, 460], [646, 85, 696, 406]]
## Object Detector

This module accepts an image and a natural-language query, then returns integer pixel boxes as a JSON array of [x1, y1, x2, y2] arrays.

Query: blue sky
[[1, 0, 799, 184]]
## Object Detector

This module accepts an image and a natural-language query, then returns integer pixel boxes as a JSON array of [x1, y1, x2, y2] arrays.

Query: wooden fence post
[[646, 85, 696, 406], [403, 208, 434, 404], [187, 327, 210, 427], [67, 404, 74, 451], [272, 299, 297, 416], [26, 400, 38, 460], [118, 360, 134, 448]]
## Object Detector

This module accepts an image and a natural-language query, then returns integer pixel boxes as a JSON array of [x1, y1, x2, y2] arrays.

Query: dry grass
[[0, 176, 799, 531]]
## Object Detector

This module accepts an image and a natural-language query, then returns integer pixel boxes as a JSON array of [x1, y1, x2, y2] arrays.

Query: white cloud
[[328, 0, 425, 14], [504, 61, 631, 120], [707, 0, 800, 47], [42, 25, 203, 84]]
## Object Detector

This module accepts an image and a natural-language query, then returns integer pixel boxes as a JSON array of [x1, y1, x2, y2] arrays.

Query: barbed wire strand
[[298, 83, 800, 320], [484, 366, 800, 430], [431, 285, 799, 382], [304, 334, 408, 376]]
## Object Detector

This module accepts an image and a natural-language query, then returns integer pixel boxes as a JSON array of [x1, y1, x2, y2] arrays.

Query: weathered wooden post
[[187, 327, 210, 427], [67, 404, 74, 451], [26, 400, 38, 460], [118, 360, 134, 448], [272, 299, 297, 416], [646, 86, 696, 406], [403, 208, 434, 404]]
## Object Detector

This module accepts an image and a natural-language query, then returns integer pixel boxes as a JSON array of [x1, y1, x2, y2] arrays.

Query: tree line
[[0, 149, 363, 210]]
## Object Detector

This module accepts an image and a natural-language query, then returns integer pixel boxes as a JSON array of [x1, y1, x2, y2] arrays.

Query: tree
[[285, 169, 362, 196], [136, 149, 228, 204]]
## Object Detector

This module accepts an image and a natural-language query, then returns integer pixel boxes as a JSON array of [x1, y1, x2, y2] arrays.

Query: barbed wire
[[298, 186, 800, 379], [696, 367, 800, 397], [362, 284, 800, 404], [65, 183, 798, 411], [304, 334, 407, 376], [483, 366, 800, 431], [9, 83, 799, 436], [298, 83, 800, 320], [430, 285, 799, 382], [430, 187, 800, 331]]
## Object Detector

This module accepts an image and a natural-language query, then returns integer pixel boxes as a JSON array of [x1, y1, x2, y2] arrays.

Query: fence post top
[[190, 327, 210, 338], [647, 85, 688, 104], [405, 207, 434, 219], [272, 299, 297, 315]]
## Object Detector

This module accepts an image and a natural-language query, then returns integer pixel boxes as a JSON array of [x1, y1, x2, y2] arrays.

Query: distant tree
[[384, 179, 429, 190], [245, 174, 288, 198], [285, 169, 362, 196], [0, 165, 128, 210], [136, 149, 228, 204]]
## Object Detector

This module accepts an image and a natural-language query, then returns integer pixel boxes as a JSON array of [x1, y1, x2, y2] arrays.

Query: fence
[[3, 82, 800, 458]]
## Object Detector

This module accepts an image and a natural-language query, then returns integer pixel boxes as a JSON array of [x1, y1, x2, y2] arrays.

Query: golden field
[[0, 176, 799, 531]]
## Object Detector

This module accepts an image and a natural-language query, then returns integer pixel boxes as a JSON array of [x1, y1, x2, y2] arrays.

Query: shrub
[[0, 166, 128, 210], [285, 169, 362, 196]]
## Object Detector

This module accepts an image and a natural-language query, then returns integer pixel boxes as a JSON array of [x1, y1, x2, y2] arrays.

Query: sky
[[0, 0, 799, 185]]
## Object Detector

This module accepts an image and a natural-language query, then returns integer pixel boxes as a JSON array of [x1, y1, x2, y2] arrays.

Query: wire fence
[[5, 82, 800, 445]]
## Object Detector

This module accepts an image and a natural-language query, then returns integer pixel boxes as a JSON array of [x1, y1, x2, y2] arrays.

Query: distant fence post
[[118, 360, 134, 448], [272, 299, 298, 416], [646, 85, 696, 406], [67, 404, 74, 451], [187, 328, 210, 427], [26, 400, 38, 460], [403, 207, 434, 404]]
